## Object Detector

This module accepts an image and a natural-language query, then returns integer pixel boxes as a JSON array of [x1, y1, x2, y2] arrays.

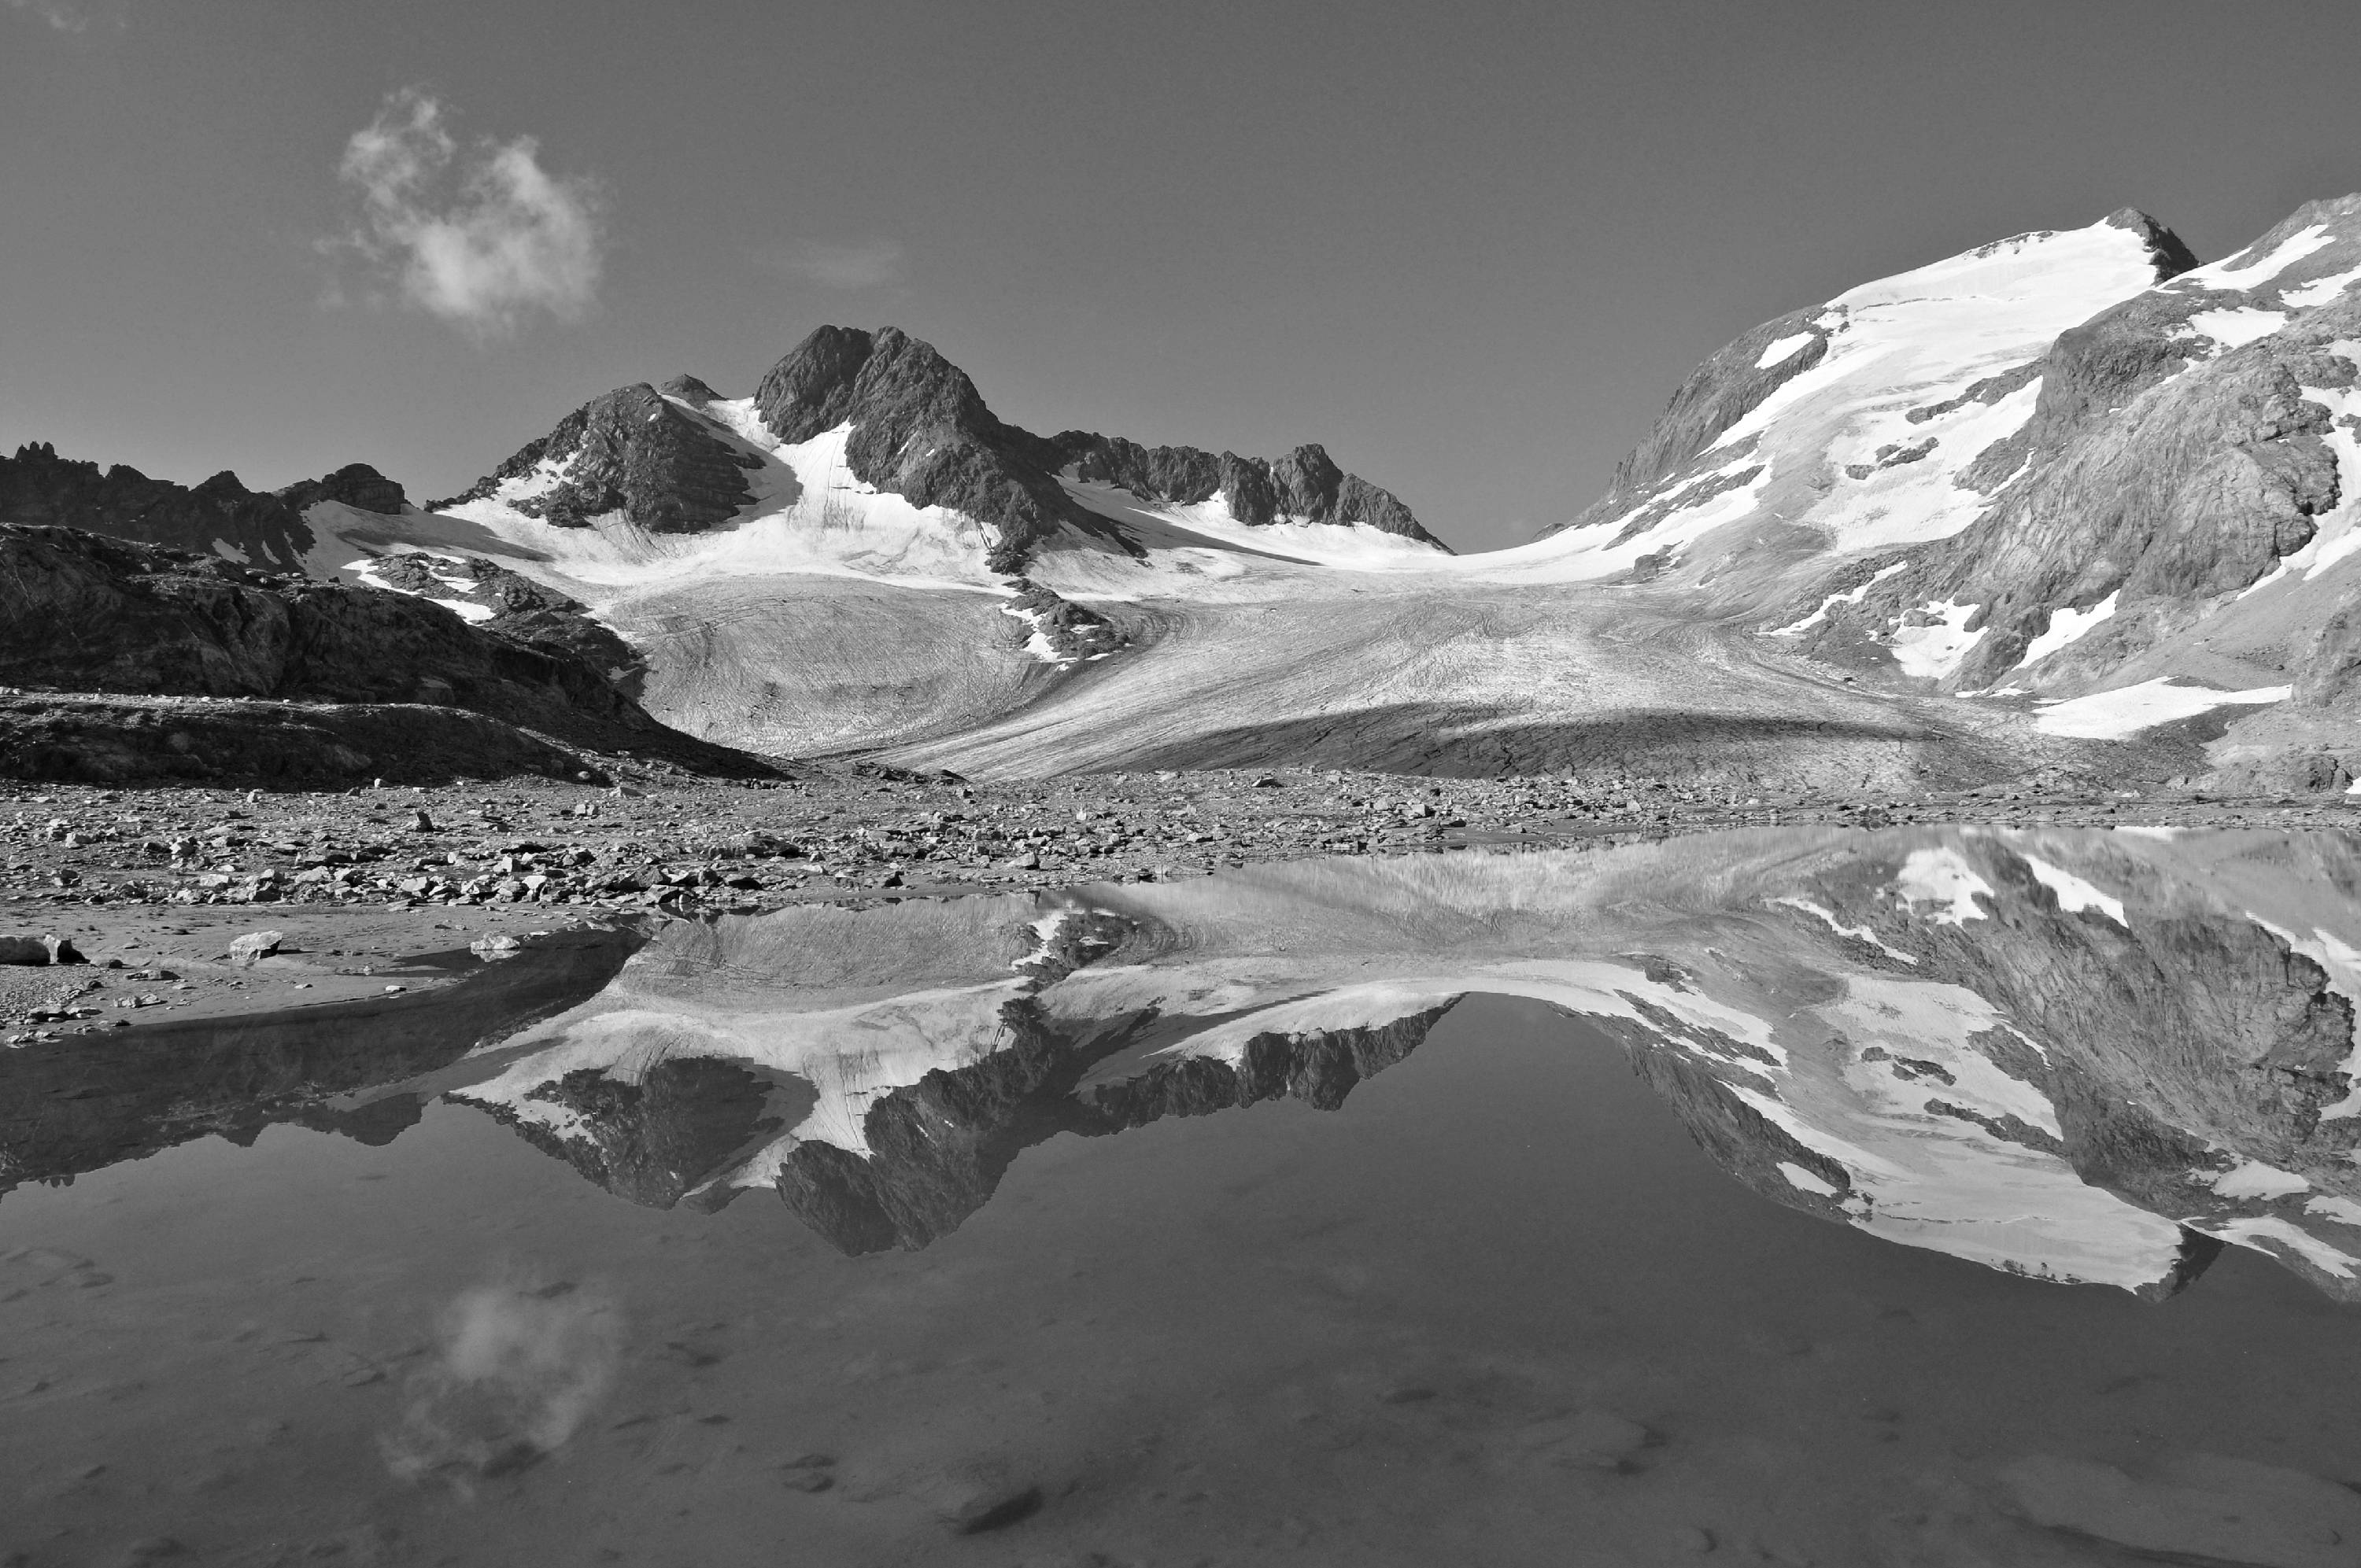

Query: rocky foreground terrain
[[2, 761, 2350, 1044]]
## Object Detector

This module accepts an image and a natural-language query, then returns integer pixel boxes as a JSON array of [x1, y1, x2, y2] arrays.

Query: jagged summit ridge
[[429, 324, 1445, 573]]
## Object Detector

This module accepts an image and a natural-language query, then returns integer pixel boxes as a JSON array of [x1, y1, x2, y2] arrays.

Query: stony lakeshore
[[3, 764, 2352, 1045]]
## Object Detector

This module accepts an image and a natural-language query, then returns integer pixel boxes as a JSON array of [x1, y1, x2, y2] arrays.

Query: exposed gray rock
[[748, 325, 1444, 568], [1054, 430, 1445, 546], [277, 463, 408, 517], [227, 930, 284, 966], [0, 523, 774, 777], [1853, 297, 2361, 688], [430, 383, 759, 533], [0, 441, 318, 573]]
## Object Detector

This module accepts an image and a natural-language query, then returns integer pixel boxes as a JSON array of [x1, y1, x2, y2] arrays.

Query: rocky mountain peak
[[659, 373, 722, 408], [752, 324, 886, 445], [431, 381, 760, 533], [0, 441, 318, 572], [2100, 207, 2200, 281], [277, 463, 408, 517]]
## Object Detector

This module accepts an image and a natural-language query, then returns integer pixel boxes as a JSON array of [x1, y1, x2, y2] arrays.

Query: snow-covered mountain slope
[[63, 196, 2348, 785], [436, 827, 2361, 1297], [1526, 210, 2196, 583]]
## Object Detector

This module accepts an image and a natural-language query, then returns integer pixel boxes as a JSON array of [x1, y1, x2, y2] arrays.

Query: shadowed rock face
[[0, 441, 320, 571], [277, 463, 408, 518], [748, 324, 1444, 568], [1055, 430, 1444, 547], [752, 325, 1134, 574], [361, 553, 645, 686], [0, 522, 772, 777], [431, 382, 760, 532], [0, 524, 634, 735]]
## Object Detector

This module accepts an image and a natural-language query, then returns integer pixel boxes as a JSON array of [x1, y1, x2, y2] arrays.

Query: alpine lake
[[6, 825, 2361, 1568]]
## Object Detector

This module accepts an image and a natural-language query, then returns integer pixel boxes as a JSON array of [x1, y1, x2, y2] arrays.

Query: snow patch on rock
[[2014, 591, 2119, 669], [2020, 854, 2129, 928], [1883, 600, 1983, 679], [2031, 679, 2290, 739], [1892, 847, 1992, 925]]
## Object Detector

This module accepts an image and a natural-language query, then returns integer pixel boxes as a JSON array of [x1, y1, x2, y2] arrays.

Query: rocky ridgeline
[[429, 324, 1443, 574], [0, 522, 771, 783], [1, 441, 320, 570], [427, 382, 761, 531]]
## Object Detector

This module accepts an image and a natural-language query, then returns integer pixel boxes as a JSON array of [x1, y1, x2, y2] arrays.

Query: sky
[[5, 0, 2360, 554]]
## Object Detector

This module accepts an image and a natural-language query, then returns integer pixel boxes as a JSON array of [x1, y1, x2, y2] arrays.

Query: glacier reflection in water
[[447, 825, 2361, 1301], [6, 826, 2361, 1568]]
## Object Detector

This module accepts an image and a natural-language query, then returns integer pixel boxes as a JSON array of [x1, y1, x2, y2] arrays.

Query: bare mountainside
[[11, 195, 2361, 792]]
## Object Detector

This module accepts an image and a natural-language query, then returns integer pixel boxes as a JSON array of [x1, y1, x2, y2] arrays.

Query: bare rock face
[[1055, 430, 1446, 547], [750, 324, 1446, 568], [360, 553, 645, 687], [753, 325, 1127, 574], [431, 382, 759, 533], [1901, 312, 2359, 688], [277, 463, 408, 517], [1545, 308, 1832, 540], [0, 441, 318, 573], [0, 522, 766, 774]]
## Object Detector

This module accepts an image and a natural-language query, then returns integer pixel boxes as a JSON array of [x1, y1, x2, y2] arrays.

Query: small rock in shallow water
[[470, 935, 522, 960]]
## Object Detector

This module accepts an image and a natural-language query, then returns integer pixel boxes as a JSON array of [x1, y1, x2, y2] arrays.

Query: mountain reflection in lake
[[5, 827, 2361, 1567]]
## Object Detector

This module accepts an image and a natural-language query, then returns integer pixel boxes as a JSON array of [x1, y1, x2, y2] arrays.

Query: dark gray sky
[[5, 0, 2358, 552]]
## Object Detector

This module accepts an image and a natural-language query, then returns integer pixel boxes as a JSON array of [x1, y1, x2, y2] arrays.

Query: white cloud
[[327, 88, 606, 340], [762, 238, 907, 290], [6, 0, 97, 32]]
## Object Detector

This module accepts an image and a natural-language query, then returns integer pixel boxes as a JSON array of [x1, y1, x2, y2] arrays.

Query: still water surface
[[5, 826, 2361, 1566]]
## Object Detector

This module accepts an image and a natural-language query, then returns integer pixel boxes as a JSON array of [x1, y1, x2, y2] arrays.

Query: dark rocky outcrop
[[749, 325, 1445, 567], [430, 382, 760, 533], [0, 523, 771, 775], [0, 692, 593, 786], [1004, 578, 1125, 661], [752, 325, 1133, 574], [1, 441, 318, 572], [277, 463, 408, 517], [360, 553, 645, 686], [1054, 430, 1445, 546]]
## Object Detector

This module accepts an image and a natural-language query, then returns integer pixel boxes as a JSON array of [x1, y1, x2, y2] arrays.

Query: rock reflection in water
[[425, 826, 2361, 1300]]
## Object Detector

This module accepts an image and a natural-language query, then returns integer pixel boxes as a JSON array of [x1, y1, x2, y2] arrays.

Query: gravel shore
[[4, 763, 2352, 1043]]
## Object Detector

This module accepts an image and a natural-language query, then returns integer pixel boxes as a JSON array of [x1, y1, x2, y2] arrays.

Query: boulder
[[227, 930, 286, 966]]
